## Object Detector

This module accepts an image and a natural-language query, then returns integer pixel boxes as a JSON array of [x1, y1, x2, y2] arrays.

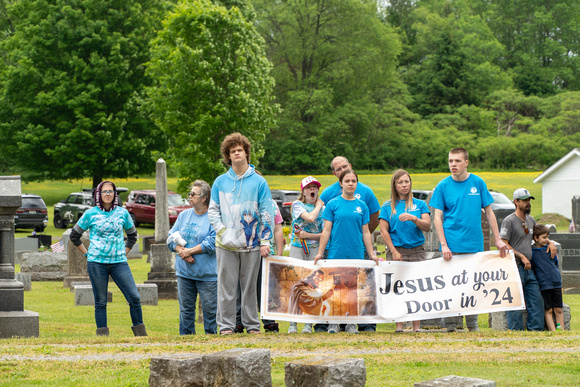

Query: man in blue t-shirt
[[430, 147, 508, 332], [318, 156, 380, 332], [320, 156, 380, 233]]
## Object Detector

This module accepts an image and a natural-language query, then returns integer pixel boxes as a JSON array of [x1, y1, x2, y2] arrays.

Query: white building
[[533, 148, 580, 219]]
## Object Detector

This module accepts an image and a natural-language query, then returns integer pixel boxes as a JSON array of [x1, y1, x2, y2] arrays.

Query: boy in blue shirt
[[531, 224, 564, 331]]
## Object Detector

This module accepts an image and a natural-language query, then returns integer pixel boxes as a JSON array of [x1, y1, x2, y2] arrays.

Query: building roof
[[534, 148, 580, 183]]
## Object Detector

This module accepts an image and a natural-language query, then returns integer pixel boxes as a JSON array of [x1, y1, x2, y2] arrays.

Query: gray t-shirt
[[499, 212, 535, 265]]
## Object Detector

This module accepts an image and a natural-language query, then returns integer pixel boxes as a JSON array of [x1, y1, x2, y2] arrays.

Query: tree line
[[0, 0, 578, 190]]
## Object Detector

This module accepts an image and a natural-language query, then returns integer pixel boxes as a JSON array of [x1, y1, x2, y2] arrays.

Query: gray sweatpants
[[289, 245, 319, 261], [216, 247, 261, 332]]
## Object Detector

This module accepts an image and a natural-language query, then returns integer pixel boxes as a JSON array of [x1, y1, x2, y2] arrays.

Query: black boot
[[131, 323, 148, 337], [96, 327, 109, 336]]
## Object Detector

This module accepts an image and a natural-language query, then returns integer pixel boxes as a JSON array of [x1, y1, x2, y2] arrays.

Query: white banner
[[261, 251, 524, 323]]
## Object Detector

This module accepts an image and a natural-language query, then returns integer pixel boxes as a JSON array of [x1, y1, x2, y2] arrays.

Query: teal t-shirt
[[77, 206, 134, 264]]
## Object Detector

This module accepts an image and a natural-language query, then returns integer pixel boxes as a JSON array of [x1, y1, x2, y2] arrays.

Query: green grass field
[[2, 257, 579, 386], [5, 173, 577, 386]]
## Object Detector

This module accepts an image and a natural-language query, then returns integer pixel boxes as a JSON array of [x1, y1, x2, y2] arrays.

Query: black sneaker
[[234, 324, 244, 334], [263, 322, 279, 332]]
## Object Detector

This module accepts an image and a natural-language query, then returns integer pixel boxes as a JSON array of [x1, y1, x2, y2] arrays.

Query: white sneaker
[[288, 322, 298, 334], [345, 324, 359, 334], [301, 323, 312, 334], [327, 324, 340, 333]]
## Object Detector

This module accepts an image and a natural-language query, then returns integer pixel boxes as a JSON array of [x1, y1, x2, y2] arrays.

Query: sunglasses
[[521, 222, 529, 234], [188, 192, 200, 197]]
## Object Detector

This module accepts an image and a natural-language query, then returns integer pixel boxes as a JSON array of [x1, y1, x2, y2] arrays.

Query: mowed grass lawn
[[4, 172, 577, 386]]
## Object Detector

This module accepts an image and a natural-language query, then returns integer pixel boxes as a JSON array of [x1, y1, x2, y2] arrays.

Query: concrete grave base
[[150, 348, 271, 387], [285, 356, 366, 387], [15, 273, 31, 291], [149, 354, 203, 387], [490, 304, 571, 331], [0, 310, 39, 338], [415, 375, 495, 386], [20, 251, 67, 281]]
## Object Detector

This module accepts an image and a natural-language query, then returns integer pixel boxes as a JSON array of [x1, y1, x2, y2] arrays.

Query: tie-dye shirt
[[77, 206, 135, 264]]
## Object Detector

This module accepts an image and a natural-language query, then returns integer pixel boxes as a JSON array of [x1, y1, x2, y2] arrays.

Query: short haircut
[[220, 132, 252, 166], [339, 169, 358, 184], [533, 224, 550, 239], [331, 156, 349, 171], [449, 147, 469, 160], [190, 180, 211, 207]]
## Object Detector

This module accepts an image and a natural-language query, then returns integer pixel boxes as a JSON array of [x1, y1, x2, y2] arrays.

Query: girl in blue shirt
[[314, 170, 377, 334], [379, 169, 431, 333]]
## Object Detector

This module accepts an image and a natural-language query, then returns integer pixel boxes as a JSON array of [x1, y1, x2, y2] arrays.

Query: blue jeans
[[177, 276, 218, 335], [87, 261, 143, 329], [507, 265, 544, 331]]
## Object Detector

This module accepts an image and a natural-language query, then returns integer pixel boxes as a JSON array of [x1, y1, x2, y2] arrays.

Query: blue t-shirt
[[429, 174, 493, 253], [77, 206, 134, 264], [320, 181, 380, 214], [167, 208, 217, 282], [379, 198, 430, 248], [323, 196, 369, 260], [290, 201, 325, 248]]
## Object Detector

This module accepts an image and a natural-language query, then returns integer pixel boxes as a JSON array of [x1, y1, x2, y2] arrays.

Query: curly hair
[[220, 132, 252, 166]]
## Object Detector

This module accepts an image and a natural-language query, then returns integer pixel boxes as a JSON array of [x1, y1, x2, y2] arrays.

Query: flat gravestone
[[415, 375, 495, 387], [285, 356, 366, 387], [74, 285, 112, 306], [136, 283, 158, 306], [70, 281, 92, 293]]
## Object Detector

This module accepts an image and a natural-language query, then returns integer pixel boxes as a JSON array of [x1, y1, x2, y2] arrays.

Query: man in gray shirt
[[500, 188, 552, 331]]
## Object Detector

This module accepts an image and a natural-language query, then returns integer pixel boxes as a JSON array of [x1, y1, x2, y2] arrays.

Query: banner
[[260, 252, 524, 323]]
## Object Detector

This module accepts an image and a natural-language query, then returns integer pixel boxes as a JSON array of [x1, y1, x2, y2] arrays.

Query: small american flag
[[50, 240, 65, 253]]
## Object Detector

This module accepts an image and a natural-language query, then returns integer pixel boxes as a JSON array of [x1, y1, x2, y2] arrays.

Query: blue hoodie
[[208, 164, 274, 251]]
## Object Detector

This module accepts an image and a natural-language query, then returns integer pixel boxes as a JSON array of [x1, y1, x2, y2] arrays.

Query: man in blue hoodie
[[208, 132, 275, 335]]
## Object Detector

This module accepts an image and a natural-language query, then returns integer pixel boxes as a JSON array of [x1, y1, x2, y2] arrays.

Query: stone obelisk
[[145, 159, 177, 299], [0, 176, 39, 337]]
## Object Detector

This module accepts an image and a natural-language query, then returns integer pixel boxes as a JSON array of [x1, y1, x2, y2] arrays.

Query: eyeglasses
[[521, 222, 529, 234], [188, 192, 200, 197], [102, 190, 114, 195]]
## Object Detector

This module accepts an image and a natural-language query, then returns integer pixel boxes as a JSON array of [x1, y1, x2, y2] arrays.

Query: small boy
[[531, 224, 564, 331]]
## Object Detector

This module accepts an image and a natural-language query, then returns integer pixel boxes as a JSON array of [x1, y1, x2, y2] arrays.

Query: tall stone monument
[[145, 159, 177, 299], [0, 176, 39, 337], [63, 229, 91, 287]]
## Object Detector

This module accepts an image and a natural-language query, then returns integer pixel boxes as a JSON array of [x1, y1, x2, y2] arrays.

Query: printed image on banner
[[261, 252, 524, 324], [261, 256, 378, 324]]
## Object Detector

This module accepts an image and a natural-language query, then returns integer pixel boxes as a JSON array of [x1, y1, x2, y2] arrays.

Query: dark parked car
[[270, 190, 300, 223], [15, 193, 48, 232], [53, 188, 128, 228], [124, 190, 191, 226], [489, 191, 515, 230]]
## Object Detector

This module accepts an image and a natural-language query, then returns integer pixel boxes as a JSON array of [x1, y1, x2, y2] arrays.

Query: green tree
[[473, 0, 580, 95], [0, 0, 167, 187], [404, 5, 512, 117], [145, 0, 278, 189], [253, 0, 408, 173]]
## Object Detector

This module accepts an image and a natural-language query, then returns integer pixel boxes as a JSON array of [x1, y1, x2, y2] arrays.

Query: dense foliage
[[0, 0, 578, 182], [145, 0, 278, 189], [0, 0, 168, 186]]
